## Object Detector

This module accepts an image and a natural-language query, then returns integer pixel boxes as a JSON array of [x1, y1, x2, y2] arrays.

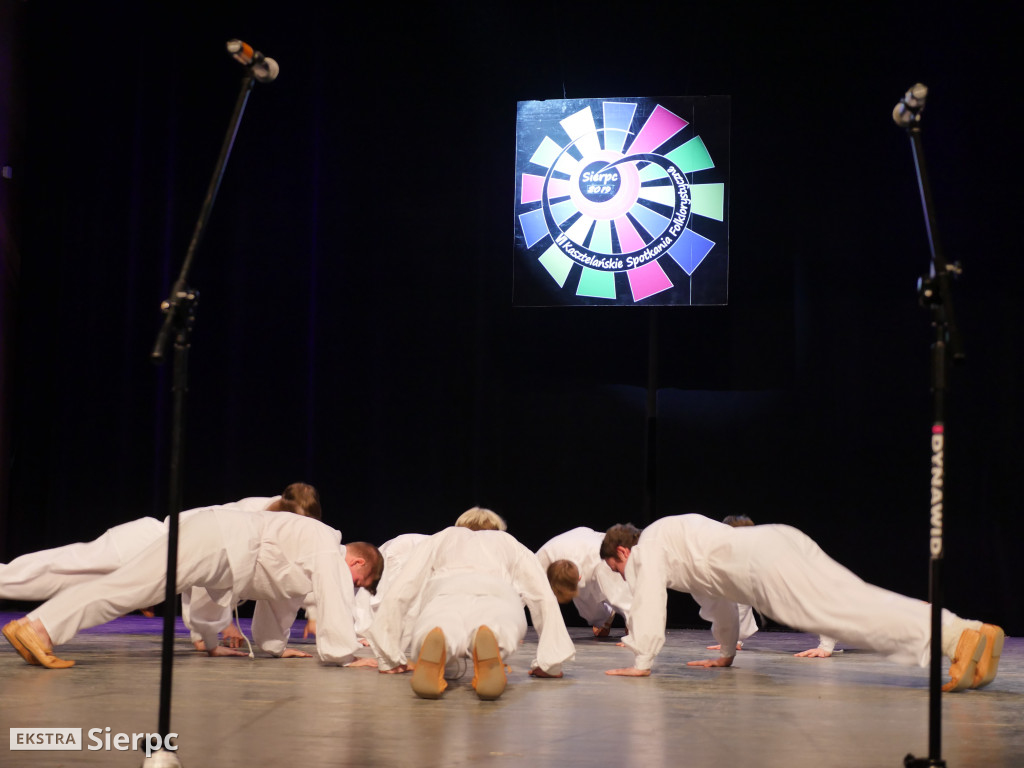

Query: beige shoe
[[13, 623, 75, 669], [410, 627, 447, 699], [471, 625, 507, 700], [971, 624, 1004, 689], [942, 628, 984, 692], [3, 620, 40, 666]]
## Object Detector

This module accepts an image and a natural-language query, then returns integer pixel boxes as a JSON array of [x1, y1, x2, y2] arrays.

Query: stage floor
[[1, 612, 1021, 767]]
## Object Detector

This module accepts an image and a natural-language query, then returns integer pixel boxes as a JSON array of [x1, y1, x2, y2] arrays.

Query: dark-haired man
[[600, 515, 1003, 692]]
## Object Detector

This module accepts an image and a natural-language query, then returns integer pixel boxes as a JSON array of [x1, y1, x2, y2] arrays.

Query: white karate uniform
[[717, 603, 759, 645], [352, 532, 429, 637], [535, 527, 633, 628], [623, 514, 959, 671], [0, 496, 276, 602], [365, 527, 575, 675], [0, 518, 167, 600], [29, 508, 362, 664], [176, 496, 278, 642]]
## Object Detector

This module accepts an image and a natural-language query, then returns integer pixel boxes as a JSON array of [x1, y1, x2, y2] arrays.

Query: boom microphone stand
[[894, 84, 965, 768], [146, 40, 278, 768]]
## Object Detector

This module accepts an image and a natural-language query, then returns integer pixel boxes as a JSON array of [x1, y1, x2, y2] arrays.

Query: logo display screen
[[514, 97, 729, 306]]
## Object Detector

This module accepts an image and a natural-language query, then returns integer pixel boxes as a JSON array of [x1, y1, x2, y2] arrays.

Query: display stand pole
[[895, 83, 964, 768], [145, 41, 277, 767]]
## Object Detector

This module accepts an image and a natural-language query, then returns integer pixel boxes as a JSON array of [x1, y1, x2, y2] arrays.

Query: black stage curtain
[[2, 1, 1021, 633]]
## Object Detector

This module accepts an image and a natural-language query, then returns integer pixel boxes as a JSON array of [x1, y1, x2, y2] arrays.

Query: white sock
[[940, 615, 982, 658]]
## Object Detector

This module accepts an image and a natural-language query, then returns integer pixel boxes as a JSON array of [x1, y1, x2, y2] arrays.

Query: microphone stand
[[146, 65, 258, 768], [897, 84, 964, 768]]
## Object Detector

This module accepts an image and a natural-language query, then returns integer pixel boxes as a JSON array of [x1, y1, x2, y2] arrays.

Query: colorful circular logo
[[515, 98, 727, 304]]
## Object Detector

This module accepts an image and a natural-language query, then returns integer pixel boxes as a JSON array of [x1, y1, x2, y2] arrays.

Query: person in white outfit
[[708, 514, 832, 655], [0, 484, 322, 651], [600, 514, 1004, 692], [364, 526, 575, 700], [535, 526, 633, 636], [323, 506, 506, 639], [3, 508, 381, 669], [351, 533, 430, 639], [0, 517, 168, 602], [0, 483, 320, 602]]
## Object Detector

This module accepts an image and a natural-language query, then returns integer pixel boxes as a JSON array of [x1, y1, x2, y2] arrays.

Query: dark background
[[1, 1, 1021, 633]]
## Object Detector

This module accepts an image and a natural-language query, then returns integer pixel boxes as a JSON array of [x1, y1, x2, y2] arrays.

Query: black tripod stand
[[894, 83, 965, 768], [145, 40, 278, 767]]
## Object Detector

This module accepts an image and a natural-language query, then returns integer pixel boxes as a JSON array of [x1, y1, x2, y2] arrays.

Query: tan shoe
[[942, 628, 984, 692], [13, 623, 75, 669], [2, 620, 40, 666], [471, 625, 507, 700], [410, 627, 447, 699], [971, 624, 1004, 689]]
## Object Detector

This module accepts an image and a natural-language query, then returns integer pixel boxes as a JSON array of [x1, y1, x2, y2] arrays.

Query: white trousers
[[0, 518, 166, 601], [30, 514, 234, 646], [410, 572, 526, 665], [741, 525, 948, 666]]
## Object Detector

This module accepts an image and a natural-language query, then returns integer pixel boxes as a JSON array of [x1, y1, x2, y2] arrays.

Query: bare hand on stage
[[794, 648, 832, 658], [281, 648, 312, 658], [378, 663, 410, 674], [343, 657, 378, 668], [686, 656, 733, 668], [529, 667, 563, 678], [220, 623, 245, 648], [592, 626, 611, 637], [207, 645, 248, 657], [605, 667, 651, 676]]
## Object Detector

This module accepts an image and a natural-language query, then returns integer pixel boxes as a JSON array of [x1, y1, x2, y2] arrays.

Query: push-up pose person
[[364, 525, 574, 700], [0, 483, 322, 651], [536, 526, 633, 636], [3, 508, 381, 669], [0, 482, 321, 601], [330, 505, 507, 639], [601, 515, 1003, 692]]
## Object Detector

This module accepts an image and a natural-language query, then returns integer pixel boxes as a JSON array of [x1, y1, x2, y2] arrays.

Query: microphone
[[893, 83, 927, 128], [226, 39, 280, 83]]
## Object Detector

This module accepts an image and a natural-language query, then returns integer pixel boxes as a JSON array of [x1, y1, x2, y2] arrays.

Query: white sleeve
[[308, 546, 361, 665], [352, 588, 374, 637], [593, 562, 633, 621], [364, 535, 439, 671], [694, 594, 740, 658], [737, 604, 758, 642], [622, 546, 669, 671], [513, 548, 575, 675], [181, 589, 202, 644]]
